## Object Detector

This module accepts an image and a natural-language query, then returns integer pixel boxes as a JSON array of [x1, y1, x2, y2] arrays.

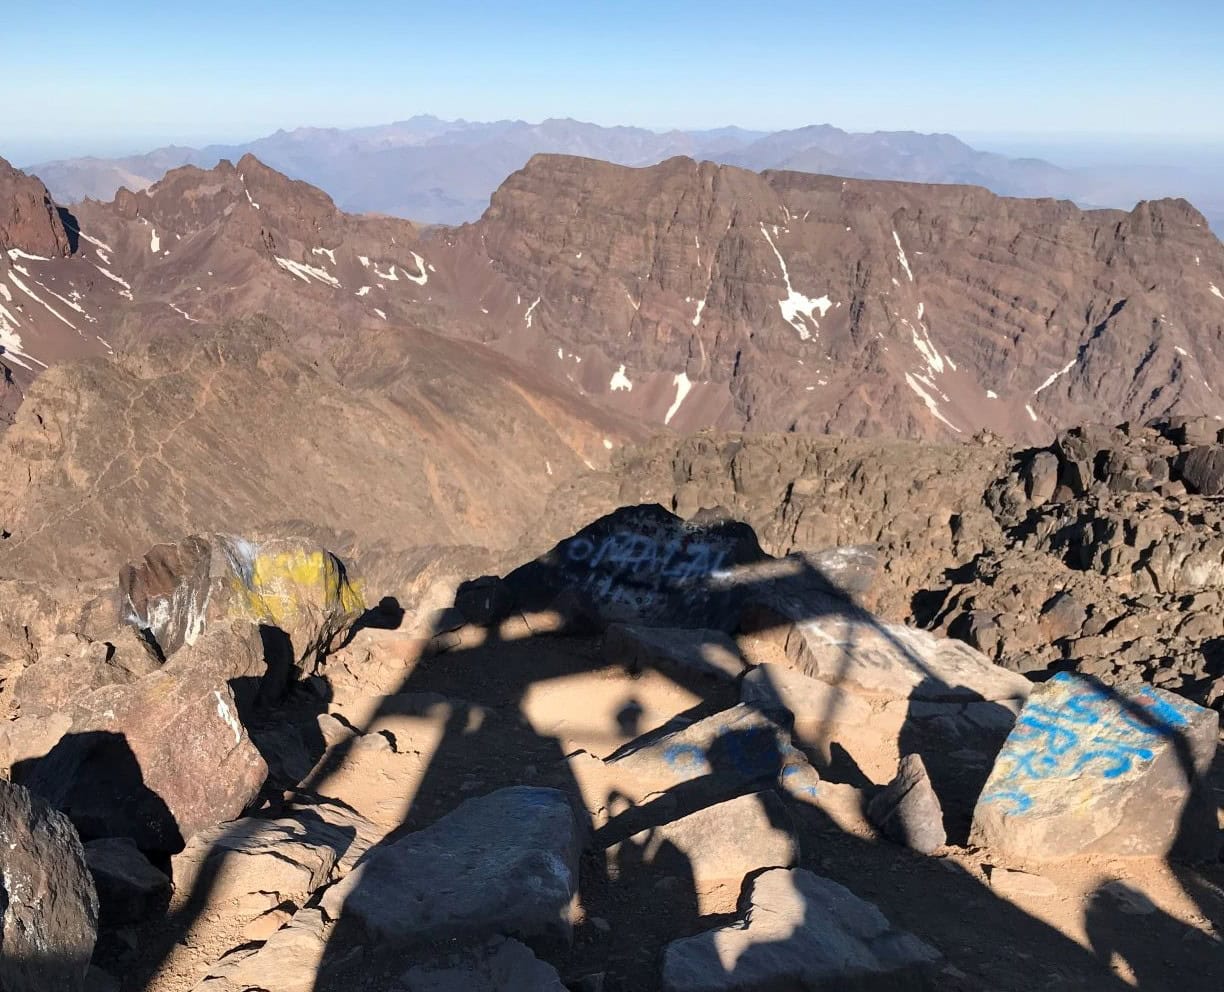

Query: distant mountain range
[[27, 116, 1224, 232]]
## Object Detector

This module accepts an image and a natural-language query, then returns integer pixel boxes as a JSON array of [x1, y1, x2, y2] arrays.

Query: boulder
[[392, 937, 568, 991], [0, 779, 99, 992], [1038, 592, 1087, 642], [13, 662, 267, 852], [971, 673, 1219, 859], [84, 837, 171, 924], [604, 623, 748, 682], [119, 533, 365, 668], [660, 868, 941, 991], [867, 754, 946, 855], [607, 792, 798, 895], [320, 786, 581, 947], [1023, 450, 1060, 504], [1179, 445, 1224, 496]]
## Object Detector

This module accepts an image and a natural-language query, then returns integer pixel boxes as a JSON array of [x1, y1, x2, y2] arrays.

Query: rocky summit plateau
[[0, 146, 1221, 992]]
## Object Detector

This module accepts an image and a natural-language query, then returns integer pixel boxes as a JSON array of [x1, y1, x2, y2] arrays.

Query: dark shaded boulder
[[0, 779, 98, 992], [1179, 445, 1224, 496], [499, 505, 764, 631], [84, 837, 171, 924]]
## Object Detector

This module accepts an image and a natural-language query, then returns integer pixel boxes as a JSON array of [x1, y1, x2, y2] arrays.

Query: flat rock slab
[[607, 792, 798, 896], [604, 623, 748, 682], [607, 704, 819, 800], [320, 786, 581, 947], [661, 867, 941, 991], [0, 779, 99, 992], [392, 937, 567, 991], [971, 673, 1219, 859], [173, 801, 380, 908], [745, 592, 1032, 704]]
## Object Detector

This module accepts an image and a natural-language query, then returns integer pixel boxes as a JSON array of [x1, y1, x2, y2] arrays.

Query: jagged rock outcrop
[[0, 156, 72, 257]]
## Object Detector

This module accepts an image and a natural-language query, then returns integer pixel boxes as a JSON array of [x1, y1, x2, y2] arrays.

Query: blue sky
[[4, 0, 1222, 164]]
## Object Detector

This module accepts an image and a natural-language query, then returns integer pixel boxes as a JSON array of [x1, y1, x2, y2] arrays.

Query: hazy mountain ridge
[[30, 116, 1221, 232]]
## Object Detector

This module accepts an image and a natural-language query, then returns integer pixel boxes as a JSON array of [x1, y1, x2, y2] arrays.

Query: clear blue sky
[[4, 0, 1222, 164]]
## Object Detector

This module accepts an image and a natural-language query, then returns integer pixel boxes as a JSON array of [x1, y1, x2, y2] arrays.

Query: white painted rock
[[970, 673, 1219, 859]]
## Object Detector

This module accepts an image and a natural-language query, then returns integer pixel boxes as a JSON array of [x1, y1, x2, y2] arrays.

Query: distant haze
[[23, 117, 1224, 237]]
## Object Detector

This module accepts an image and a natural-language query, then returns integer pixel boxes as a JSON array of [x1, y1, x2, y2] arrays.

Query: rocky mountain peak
[[0, 156, 72, 257]]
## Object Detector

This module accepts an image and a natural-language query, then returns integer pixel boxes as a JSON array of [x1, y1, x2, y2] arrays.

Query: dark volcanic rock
[[0, 779, 98, 992]]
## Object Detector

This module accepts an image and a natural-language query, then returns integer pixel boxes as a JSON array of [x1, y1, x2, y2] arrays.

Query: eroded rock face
[[970, 673, 1219, 859], [867, 754, 947, 855], [120, 533, 365, 669], [0, 779, 98, 992], [660, 867, 941, 991]]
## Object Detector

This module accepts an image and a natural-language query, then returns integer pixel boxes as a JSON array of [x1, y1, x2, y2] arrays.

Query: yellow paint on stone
[[229, 548, 365, 627]]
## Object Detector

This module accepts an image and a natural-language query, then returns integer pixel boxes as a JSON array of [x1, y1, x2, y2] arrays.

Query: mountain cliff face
[[426, 155, 1224, 441], [0, 156, 72, 258]]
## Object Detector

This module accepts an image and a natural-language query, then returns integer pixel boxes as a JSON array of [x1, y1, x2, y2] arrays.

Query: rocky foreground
[[0, 499, 1221, 991]]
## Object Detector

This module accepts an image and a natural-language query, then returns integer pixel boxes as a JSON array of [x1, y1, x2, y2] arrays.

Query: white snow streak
[[665, 372, 693, 425], [905, 372, 960, 432], [524, 296, 541, 328], [79, 231, 114, 253], [1033, 357, 1077, 394], [355, 286, 371, 297], [986, 390, 998, 399], [168, 303, 198, 323], [275, 257, 341, 288], [692, 299, 706, 326], [6, 249, 49, 262], [1175, 346, 1189, 356], [1211, 283, 1223, 300], [1026, 404, 1039, 422], [403, 252, 429, 286], [893, 231, 914, 281], [610, 364, 633, 392], [312, 247, 337, 264], [149, 229, 160, 253], [93, 264, 131, 290], [759, 223, 832, 340], [8, 271, 76, 330], [373, 308, 387, 321]]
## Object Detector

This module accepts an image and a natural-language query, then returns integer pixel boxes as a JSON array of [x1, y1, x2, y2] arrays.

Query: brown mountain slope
[[0, 316, 640, 583]]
